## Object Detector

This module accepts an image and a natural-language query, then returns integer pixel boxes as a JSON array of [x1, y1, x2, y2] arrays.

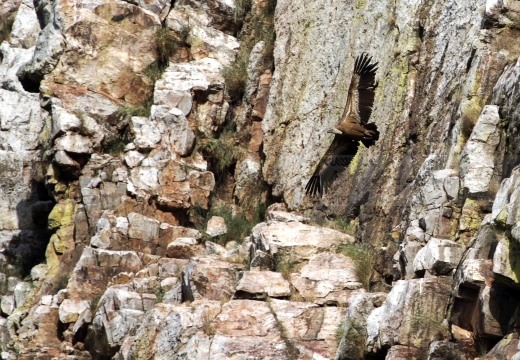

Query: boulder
[[166, 237, 203, 259], [206, 216, 227, 237], [366, 277, 452, 355], [250, 221, 354, 269], [58, 299, 91, 324], [234, 270, 291, 299], [290, 252, 363, 306], [413, 238, 465, 276]]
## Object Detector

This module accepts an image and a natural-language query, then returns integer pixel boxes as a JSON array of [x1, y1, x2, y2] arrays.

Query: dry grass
[[337, 243, 377, 291], [202, 310, 216, 336], [324, 218, 356, 235], [460, 103, 481, 140]]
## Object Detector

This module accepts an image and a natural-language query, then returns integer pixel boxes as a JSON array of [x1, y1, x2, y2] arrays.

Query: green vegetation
[[325, 217, 356, 235], [90, 295, 101, 314], [154, 288, 165, 304], [53, 275, 69, 293], [222, 0, 276, 103], [117, 97, 153, 119], [196, 127, 245, 182], [105, 135, 127, 156], [155, 26, 178, 68], [337, 242, 377, 291], [205, 202, 266, 245]]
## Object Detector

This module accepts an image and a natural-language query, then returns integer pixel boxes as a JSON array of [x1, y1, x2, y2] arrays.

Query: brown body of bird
[[305, 53, 379, 198]]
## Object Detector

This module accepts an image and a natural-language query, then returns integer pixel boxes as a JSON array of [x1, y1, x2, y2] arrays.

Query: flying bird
[[305, 53, 379, 198]]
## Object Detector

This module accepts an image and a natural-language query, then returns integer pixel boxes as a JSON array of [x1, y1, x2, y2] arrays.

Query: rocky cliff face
[[1, 0, 520, 358]]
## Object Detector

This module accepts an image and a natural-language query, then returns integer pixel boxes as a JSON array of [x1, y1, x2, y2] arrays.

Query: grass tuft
[[337, 242, 377, 291], [202, 310, 216, 336], [206, 203, 265, 245], [155, 26, 178, 69], [222, 49, 250, 103]]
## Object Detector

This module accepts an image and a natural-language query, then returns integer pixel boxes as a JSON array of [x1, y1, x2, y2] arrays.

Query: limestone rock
[[459, 105, 501, 194], [9, 0, 40, 49], [413, 238, 465, 276], [290, 252, 363, 306], [58, 299, 91, 324], [234, 270, 291, 299], [182, 256, 243, 302], [266, 210, 310, 223], [335, 292, 387, 360], [166, 237, 203, 259], [493, 237, 520, 284], [270, 298, 346, 359], [206, 216, 227, 237], [366, 277, 452, 355], [1, 295, 15, 316], [251, 221, 354, 269]]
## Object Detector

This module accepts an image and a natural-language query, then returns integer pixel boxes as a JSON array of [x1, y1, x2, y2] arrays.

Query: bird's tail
[[305, 175, 322, 198], [361, 122, 379, 148]]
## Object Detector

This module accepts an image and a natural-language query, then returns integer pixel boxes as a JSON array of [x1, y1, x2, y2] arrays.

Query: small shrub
[[234, 0, 252, 22], [335, 321, 346, 345], [276, 258, 297, 281], [54, 275, 69, 293], [207, 203, 264, 245], [337, 318, 366, 359], [154, 288, 165, 303], [105, 135, 127, 156], [325, 218, 356, 235], [155, 26, 177, 68], [460, 102, 481, 140], [90, 295, 101, 314], [202, 311, 216, 336], [337, 242, 377, 291], [222, 49, 249, 103], [117, 99, 152, 118]]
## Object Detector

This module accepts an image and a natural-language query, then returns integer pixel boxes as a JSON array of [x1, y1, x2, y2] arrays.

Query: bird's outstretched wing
[[305, 138, 360, 198], [342, 53, 378, 126]]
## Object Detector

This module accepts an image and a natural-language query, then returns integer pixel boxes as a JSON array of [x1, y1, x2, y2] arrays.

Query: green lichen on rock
[[47, 199, 77, 230]]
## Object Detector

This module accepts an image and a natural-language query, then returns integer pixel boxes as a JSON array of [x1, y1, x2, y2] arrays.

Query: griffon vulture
[[305, 53, 379, 198]]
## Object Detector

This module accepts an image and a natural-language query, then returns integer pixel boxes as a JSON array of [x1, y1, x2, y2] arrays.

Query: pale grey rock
[[204, 241, 227, 256], [54, 133, 93, 154], [13, 281, 32, 308], [1, 296, 15, 316], [443, 176, 461, 202], [291, 252, 362, 306], [0, 42, 35, 92], [206, 216, 227, 237], [251, 221, 354, 267], [151, 106, 195, 156], [234, 270, 291, 299], [397, 240, 423, 279], [127, 0, 171, 20], [269, 298, 346, 359], [124, 150, 145, 168], [234, 156, 262, 203], [493, 237, 520, 284], [175, 0, 237, 34], [131, 116, 162, 150], [454, 259, 492, 292], [366, 278, 452, 354], [335, 292, 387, 360], [30, 264, 48, 282], [413, 238, 465, 276], [58, 299, 90, 324], [459, 105, 501, 194], [9, 0, 40, 49], [154, 58, 224, 115], [512, 222, 520, 242], [21, 23, 64, 79], [127, 212, 160, 243], [0, 89, 43, 151], [491, 172, 517, 224], [266, 210, 310, 223]]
